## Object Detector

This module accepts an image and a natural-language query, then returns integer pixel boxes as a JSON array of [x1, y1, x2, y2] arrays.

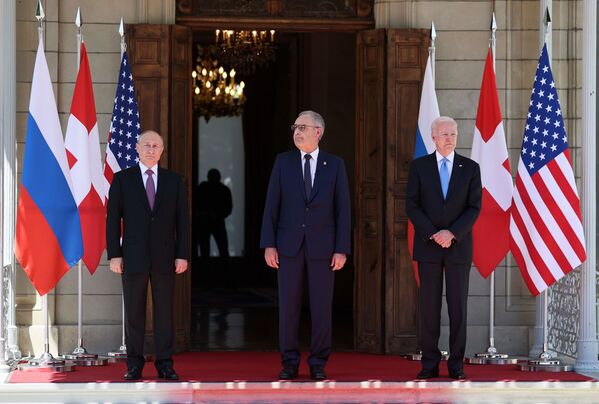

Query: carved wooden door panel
[[127, 24, 193, 353], [384, 29, 429, 354], [354, 29, 385, 353], [354, 28, 429, 354]]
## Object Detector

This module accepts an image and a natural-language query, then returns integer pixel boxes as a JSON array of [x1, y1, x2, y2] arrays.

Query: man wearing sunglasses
[[260, 111, 351, 381]]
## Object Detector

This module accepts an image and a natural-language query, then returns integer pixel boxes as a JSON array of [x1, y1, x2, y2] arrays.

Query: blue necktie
[[304, 154, 312, 199], [440, 158, 449, 199]]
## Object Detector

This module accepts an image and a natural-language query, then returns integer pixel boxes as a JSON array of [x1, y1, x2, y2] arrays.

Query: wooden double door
[[126, 25, 430, 354]]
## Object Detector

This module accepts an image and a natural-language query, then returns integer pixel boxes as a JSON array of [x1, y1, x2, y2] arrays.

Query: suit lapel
[[291, 150, 307, 201], [309, 151, 327, 202], [153, 167, 166, 212], [134, 165, 153, 213], [427, 153, 444, 201], [445, 153, 463, 201]]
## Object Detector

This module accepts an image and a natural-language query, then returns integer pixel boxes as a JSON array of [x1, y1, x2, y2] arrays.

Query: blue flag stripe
[[21, 114, 83, 266]]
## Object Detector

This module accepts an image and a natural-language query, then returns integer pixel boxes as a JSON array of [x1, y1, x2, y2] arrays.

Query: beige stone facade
[[11, 0, 587, 357]]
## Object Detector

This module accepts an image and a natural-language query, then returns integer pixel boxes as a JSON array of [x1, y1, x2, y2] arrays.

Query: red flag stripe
[[516, 162, 583, 270], [550, 153, 585, 221], [537, 165, 586, 262], [515, 176, 573, 274], [508, 222, 540, 296], [510, 198, 558, 288]]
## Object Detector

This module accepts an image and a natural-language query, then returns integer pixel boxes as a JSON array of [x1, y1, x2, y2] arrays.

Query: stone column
[[575, 0, 599, 372], [374, 0, 412, 29], [137, 0, 176, 24], [0, 0, 17, 368]]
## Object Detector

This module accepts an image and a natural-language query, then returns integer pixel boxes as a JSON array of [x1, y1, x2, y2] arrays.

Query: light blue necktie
[[440, 158, 449, 199]]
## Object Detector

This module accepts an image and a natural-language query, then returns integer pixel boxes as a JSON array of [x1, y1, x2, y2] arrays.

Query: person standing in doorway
[[260, 110, 351, 381], [106, 130, 190, 381], [406, 116, 482, 380], [196, 168, 232, 257]]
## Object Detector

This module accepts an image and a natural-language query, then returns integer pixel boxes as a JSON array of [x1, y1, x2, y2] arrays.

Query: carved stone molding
[[176, 0, 373, 19]]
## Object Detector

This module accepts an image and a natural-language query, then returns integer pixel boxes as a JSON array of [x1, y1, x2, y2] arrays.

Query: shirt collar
[[301, 148, 319, 162], [435, 151, 455, 164], [140, 162, 158, 175]]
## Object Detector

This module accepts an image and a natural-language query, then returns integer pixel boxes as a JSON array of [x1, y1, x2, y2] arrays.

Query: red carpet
[[8, 352, 593, 383]]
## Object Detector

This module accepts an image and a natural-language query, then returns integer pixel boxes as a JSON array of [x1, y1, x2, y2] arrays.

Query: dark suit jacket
[[406, 152, 482, 264], [260, 149, 351, 259], [106, 165, 190, 273]]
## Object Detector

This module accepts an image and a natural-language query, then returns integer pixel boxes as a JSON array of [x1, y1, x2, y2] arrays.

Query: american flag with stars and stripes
[[103, 51, 141, 198], [509, 44, 586, 296]]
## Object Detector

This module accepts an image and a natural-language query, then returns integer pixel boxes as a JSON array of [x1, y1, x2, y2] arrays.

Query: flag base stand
[[18, 353, 75, 372], [107, 345, 127, 363], [401, 350, 449, 361], [520, 352, 573, 372], [60, 346, 108, 366], [465, 347, 519, 365]]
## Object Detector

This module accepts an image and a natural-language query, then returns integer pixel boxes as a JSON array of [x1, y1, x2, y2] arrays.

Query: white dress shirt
[[300, 148, 319, 187], [139, 162, 158, 192]]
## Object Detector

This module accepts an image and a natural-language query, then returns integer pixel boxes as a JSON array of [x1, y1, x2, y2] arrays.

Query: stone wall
[[15, 0, 174, 356], [13, 0, 583, 356], [376, 0, 583, 356]]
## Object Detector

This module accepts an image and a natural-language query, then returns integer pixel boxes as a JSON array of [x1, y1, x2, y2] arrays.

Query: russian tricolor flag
[[408, 54, 440, 285], [15, 38, 83, 296]]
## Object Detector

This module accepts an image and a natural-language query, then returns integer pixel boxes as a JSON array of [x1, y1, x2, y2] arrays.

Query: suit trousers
[[122, 270, 175, 370], [418, 260, 470, 372], [278, 244, 335, 368]]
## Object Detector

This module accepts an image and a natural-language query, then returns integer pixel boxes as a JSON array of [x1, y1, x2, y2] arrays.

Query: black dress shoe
[[310, 366, 327, 381], [416, 368, 439, 379], [449, 369, 467, 380], [124, 367, 142, 380], [278, 366, 299, 380], [157, 367, 179, 380]]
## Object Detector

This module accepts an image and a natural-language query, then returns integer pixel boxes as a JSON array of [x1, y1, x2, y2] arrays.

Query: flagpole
[[574, 0, 599, 372], [488, 12, 497, 355], [465, 12, 517, 366], [60, 8, 106, 366], [32, 0, 61, 368], [72, 6, 88, 357], [429, 21, 436, 78], [519, 6, 571, 372], [107, 17, 128, 361]]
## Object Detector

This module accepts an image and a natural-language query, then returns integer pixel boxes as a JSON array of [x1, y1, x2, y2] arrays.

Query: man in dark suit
[[406, 116, 482, 380], [196, 168, 232, 257], [260, 110, 351, 381], [107, 130, 189, 381]]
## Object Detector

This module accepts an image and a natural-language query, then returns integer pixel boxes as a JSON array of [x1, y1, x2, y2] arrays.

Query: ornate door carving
[[355, 29, 429, 354], [127, 24, 193, 353]]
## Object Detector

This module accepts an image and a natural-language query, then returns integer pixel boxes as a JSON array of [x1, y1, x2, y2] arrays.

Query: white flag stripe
[[418, 56, 439, 154], [518, 163, 581, 268], [538, 162, 585, 248], [555, 153, 583, 203], [509, 217, 547, 292], [30, 41, 76, 196], [472, 122, 512, 210], [512, 181, 565, 281], [516, 163, 572, 278]]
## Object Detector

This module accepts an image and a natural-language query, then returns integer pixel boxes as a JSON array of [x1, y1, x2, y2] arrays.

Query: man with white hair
[[406, 116, 482, 380]]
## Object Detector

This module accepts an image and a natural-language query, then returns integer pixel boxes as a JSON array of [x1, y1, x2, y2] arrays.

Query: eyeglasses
[[290, 124, 320, 133], [140, 143, 163, 151]]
